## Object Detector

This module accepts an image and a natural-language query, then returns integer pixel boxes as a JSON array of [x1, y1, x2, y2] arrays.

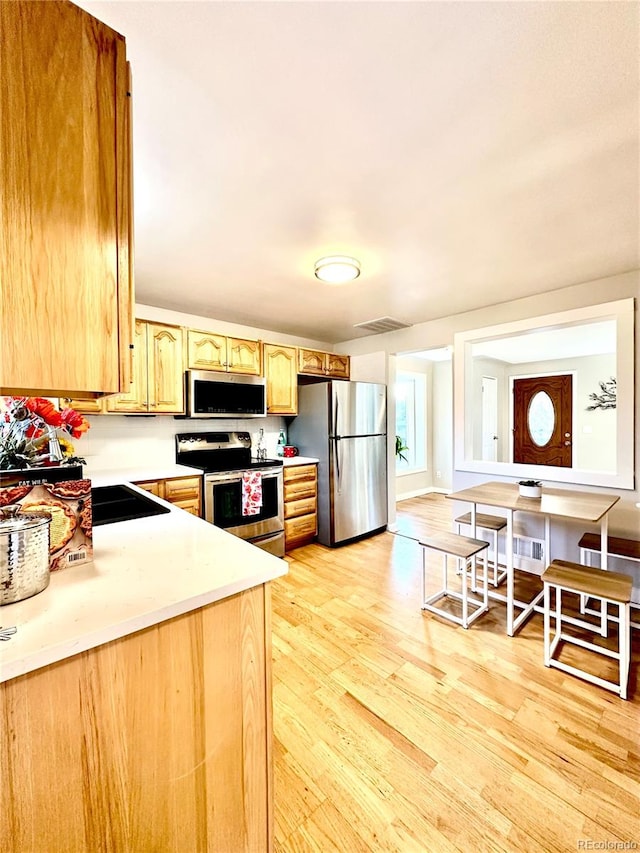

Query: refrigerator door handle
[[335, 439, 342, 494], [333, 393, 339, 439]]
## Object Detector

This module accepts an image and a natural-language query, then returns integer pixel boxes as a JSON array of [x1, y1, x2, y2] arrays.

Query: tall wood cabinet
[[0, 1, 134, 399], [106, 321, 184, 414], [264, 343, 298, 415]]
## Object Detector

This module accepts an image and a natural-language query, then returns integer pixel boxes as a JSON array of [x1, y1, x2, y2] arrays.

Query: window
[[395, 371, 426, 473]]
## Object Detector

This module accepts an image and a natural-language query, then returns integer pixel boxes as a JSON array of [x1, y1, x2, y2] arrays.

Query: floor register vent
[[353, 316, 412, 334]]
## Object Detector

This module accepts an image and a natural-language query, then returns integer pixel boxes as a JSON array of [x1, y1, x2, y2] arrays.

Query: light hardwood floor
[[271, 494, 639, 852]]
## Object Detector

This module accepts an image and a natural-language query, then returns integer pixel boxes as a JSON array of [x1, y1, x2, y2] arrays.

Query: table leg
[[600, 513, 609, 571], [506, 509, 514, 636]]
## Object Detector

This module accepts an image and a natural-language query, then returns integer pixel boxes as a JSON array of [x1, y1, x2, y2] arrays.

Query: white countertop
[[86, 463, 201, 486], [0, 483, 287, 683]]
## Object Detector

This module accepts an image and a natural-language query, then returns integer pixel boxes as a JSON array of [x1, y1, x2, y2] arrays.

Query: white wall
[[338, 269, 640, 548], [395, 356, 430, 499], [432, 360, 453, 491]]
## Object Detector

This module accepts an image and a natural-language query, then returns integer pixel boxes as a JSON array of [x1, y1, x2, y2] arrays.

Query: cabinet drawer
[[283, 464, 317, 483], [171, 498, 202, 517], [163, 477, 201, 501], [285, 514, 317, 542], [284, 496, 316, 520], [284, 479, 317, 502]]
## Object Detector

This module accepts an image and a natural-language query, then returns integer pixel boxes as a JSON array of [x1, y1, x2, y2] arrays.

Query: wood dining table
[[446, 481, 620, 636]]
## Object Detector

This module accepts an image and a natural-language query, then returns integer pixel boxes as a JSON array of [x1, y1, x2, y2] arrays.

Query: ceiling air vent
[[353, 316, 412, 335]]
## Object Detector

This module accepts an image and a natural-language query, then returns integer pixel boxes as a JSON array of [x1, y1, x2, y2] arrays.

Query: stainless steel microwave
[[185, 370, 266, 418]]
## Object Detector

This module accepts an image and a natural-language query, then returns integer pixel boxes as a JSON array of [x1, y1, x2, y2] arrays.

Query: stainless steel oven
[[176, 431, 285, 557], [204, 466, 284, 555]]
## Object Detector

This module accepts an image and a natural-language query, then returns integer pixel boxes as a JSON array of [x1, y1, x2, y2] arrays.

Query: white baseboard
[[396, 486, 451, 502]]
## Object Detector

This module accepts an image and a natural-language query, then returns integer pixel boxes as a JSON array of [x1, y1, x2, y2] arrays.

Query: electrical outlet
[[436, 470, 441, 479]]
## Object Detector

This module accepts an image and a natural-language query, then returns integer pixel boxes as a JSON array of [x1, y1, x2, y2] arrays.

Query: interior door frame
[[508, 370, 575, 464]]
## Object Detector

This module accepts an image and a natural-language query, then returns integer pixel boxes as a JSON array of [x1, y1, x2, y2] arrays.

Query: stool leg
[[442, 553, 448, 595], [482, 547, 489, 612], [578, 547, 587, 615], [543, 582, 551, 666], [620, 601, 630, 700], [461, 557, 468, 627], [492, 530, 498, 586], [455, 523, 462, 576]]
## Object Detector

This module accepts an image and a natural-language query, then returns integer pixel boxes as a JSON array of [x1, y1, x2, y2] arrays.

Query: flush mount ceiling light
[[314, 256, 360, 284]]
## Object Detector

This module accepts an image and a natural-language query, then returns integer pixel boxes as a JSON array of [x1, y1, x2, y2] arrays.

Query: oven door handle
[[207, 470, 281, 485]]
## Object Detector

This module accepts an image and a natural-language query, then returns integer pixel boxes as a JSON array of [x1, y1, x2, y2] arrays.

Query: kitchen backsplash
[[81, 415, 287, 470]]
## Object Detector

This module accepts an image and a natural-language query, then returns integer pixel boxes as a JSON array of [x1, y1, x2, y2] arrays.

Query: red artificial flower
[[25, 397, 62, 428], [59, 407, 90, 439], [24, 425, 44, 440]]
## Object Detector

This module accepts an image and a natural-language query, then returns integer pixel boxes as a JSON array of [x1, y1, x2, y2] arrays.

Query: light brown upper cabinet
[[106, 321, 184, 413], [1, 1, 134, 399], [264, 343, 298, 415], [298, 349, 350, 379], [187, 330, 262, 376]]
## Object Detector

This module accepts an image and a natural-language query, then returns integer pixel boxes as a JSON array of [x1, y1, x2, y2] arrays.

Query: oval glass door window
[[528, 391, 555, 446]]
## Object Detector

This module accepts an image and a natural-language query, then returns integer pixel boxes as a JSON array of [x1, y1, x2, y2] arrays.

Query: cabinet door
[[264, 344, 297, 415], [0, 2, 133, 397], [327, 353, 350, 379], [105, 320, 148, 412], [187, 330, 227, 371], [135, 480, 162, 498], [297, 349, 327, 376], [147, 324, 184, 413], [228, 338, 262, 375]]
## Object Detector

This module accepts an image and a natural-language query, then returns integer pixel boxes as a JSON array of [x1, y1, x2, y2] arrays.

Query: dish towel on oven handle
[[242, 471, 263, 516]]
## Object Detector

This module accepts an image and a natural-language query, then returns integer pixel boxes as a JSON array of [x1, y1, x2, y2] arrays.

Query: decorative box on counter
[[0, 468, 92, 571]]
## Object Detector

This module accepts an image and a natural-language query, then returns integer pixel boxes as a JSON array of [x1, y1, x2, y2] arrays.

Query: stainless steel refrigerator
[[288, 381, 387, 546]]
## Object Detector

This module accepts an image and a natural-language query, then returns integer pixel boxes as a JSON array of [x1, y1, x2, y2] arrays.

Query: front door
[[513, 375, 572, 467]]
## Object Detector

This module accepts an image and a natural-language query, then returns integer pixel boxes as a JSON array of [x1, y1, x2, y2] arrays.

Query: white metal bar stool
[[454, 512, 507, 587], [577, 533, 640, 630], [420, 532, 490, 629], [542, 559, 633, 700]]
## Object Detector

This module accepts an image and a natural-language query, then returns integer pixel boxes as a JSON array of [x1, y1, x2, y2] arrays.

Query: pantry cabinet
[[264, 343, 298, 415], [187, 330, 262, 376], [283, 463, 317, 550], [106, 321, 184, 414], [1, 1, 134, 399], [297, 349, 350, 379], [135, 475, 201, 516]]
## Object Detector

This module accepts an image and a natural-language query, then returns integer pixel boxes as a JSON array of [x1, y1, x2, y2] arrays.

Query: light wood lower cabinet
[[0, 584, 274, 853], [283, 463, 317, 551], [135, 475, 201, 516]]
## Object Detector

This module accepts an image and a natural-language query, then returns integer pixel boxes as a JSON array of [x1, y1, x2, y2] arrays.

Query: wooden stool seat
[[453, 513, 507, 588], [576, 535, 639, 630], [578, 533, 640, 561], [454, 512, 507, 532], [421, 532, 490, 560], [420, 533, 490, 629], [542, 559, 632, 699], [542, 560, 632, 602]]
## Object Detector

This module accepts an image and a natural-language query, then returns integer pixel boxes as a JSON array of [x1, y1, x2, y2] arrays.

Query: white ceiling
[[472, 319, 616, 363], [78, 0, 639, 344]]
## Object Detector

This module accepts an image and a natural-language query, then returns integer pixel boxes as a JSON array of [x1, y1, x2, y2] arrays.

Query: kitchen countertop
[[0, 482, 287, 683], [282, 456, 319, 466], [86, 463, 201, 486]]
